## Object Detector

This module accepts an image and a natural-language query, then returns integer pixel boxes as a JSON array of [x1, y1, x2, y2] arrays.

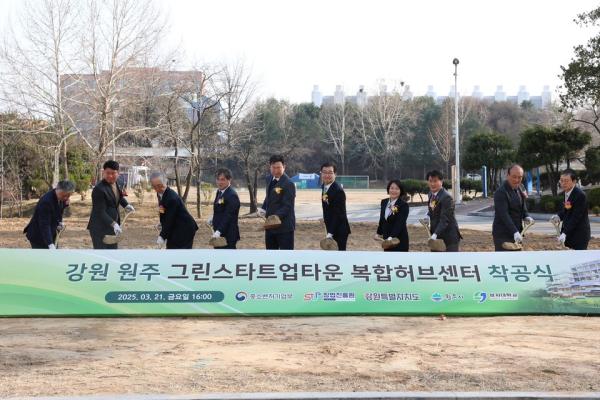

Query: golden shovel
[[102, 209, 135, 245], [418, 218, 446, 252], [206, 222, 228, 248], [318, 219, 338, 251], [550, 218, 568, 250], [501, 219, 535, 251]]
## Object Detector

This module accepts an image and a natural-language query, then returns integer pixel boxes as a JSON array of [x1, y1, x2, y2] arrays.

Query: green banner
[[1, 249, 599, 316]]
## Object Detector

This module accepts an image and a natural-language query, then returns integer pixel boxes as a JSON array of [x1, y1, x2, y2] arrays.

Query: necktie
[[269, 178, 278, 192]]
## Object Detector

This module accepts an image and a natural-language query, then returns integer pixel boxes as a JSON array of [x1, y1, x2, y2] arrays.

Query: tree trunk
[[63, 140, 69, 180]]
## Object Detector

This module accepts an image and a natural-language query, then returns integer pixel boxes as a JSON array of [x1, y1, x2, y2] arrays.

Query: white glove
[[212, 230, 221, 238], [257, 208, 266, 217], [113, 223, 122, 235], [386, 236, 393, 241], [524, 217, 534, 224], [550, 215, 561, 224], [48, 244, 56, 250], [430, 233, 437, 240], [513, 232, 523, 243], [157, 236, 165, 246], [125, 204, 135, 213], [558, 233, 566, 244], [326, 233, 333, 239], [207, 218, 213, 226], [57, 222, 65, 232]]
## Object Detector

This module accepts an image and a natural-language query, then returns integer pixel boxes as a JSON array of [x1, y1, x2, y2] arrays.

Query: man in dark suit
[[258, 154, 296, 250], [209, 168, 240, 249], [552, 169, 590, 250], [320, 162, 351, 250], [492, 164, 534, 251], [87, 160, 135, 249], [424, 170, 461, 252], [24, 180, 75, 249], [150, 172, 198, 249]]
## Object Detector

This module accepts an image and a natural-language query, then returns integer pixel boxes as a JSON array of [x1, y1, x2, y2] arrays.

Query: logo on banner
[[474, 291, 488, 303], [365, 293, 420, 301], [431, 293, 464, 302], [304, 292, 322, 301], [474, 292, 519, 302], [235, 291, 248, 302], [431, 292, 443, 302]]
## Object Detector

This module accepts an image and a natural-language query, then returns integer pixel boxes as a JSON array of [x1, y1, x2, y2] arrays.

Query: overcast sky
[[1, 0, 598, 103]]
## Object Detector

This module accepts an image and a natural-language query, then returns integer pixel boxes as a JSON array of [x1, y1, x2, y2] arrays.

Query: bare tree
[[319, 103, 351, 174], [354, 84, 415, 181], [215, 61, 256, 150], [66, 0, 168, 176], [428, 99, 453, 176], [0, 0, 82, 186]]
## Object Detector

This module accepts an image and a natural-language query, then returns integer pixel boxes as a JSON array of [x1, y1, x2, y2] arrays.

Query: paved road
[[296, 199, 600, 238]]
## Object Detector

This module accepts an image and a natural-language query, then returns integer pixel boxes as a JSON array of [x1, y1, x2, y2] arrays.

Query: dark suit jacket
[[492, 181, 530, 242], [158, 187, 198, 246], [261, 174, 296, 234], [427, 188, 461, 245], [558, 186, 590, 250], [24, 189, 67, 246], [212, 186, 240, 245], [376, 198, 409, 251], [87, 179, 129, 236], [321, 181, 351, 237]]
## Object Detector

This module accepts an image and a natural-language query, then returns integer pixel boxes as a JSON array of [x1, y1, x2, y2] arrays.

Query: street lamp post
[[453, 58, 461, 205]]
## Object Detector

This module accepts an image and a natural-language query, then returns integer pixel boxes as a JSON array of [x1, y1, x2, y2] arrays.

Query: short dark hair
[[216, 168, 232, 180], [426, 170, 444, 181], [386, 179, 405, 196], [320, 162, 337, 173], [269, 154, 285, 165], [561, 168, 577, 181], [103, 160, 120, 171]]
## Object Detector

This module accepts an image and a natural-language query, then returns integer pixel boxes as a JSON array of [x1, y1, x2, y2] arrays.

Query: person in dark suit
[[23, 180, 75, 249], [87, 160, 135, 249], [375, 179, 409, 252], [552, 169, 590, 250], [424, 170, 461, 252], [492, 164, 534, 251], [258, 154, 296, 250], [209, 168, 240, 249], [150, 172, 198, 249], [321, 162, 351, 251], [320, 162, 351, 251]]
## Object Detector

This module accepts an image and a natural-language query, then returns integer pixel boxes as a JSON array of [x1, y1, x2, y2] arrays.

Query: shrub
[[587, 188, 600, 209]]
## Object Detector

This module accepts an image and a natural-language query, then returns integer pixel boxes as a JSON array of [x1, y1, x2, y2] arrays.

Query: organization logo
[[323, 292, 355, 302], [304, 292, 322, 301], [473, 292, 519, 302], [431, 292, 464, 302], [235, 292, 248, 301], [364, 293, 421, 302], [236, 291, 292, 301], [235, 291, 248, 302], [304, 292, 355, 301], [431, 292, 443, 302], [473, 291, 488, 303]]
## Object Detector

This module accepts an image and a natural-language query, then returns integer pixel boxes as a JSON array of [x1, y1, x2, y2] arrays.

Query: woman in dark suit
[[375, 179, 409, 252]]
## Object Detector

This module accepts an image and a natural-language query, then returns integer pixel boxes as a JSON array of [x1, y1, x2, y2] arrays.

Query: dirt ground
[[0, 316, 599, 397], [1, 191, 600, 397]]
